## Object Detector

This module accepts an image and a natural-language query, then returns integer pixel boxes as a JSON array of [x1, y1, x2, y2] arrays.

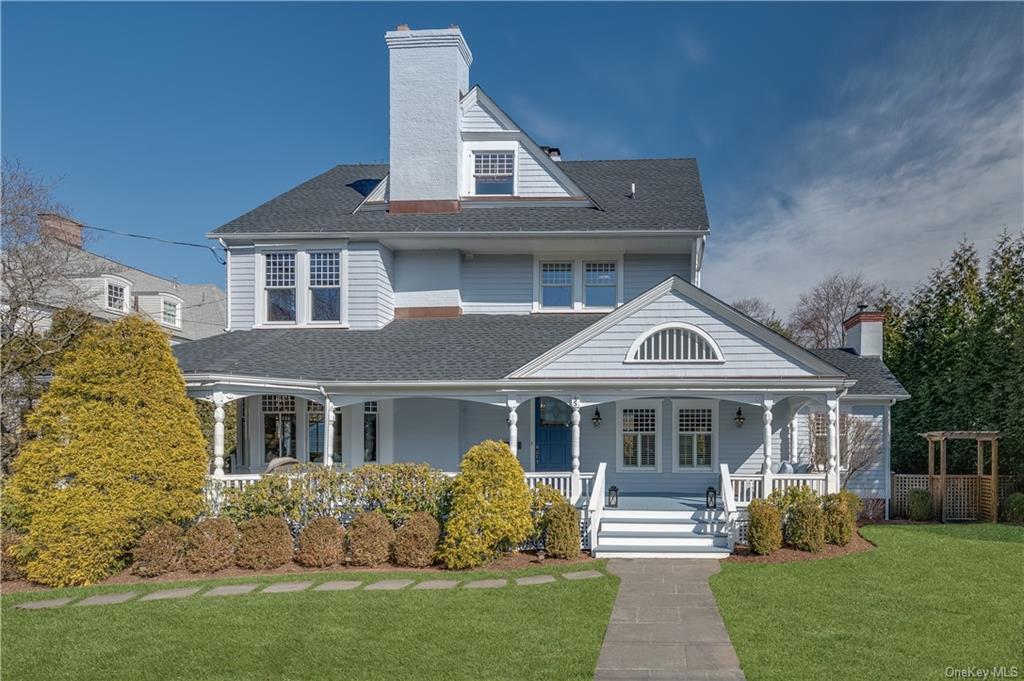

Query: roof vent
[[629, 183, 636, 199]]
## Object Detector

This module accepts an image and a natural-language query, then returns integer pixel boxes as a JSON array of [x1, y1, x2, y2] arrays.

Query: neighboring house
[[30, 214, 226, 343], [175, 25, 908, 557]]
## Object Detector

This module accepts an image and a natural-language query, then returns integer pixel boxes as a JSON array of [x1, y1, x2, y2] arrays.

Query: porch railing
[[586, 463, 608, 551], [771, 473, 827, 496], [730, 475, 763, 505], [525, 472, 573, 499]]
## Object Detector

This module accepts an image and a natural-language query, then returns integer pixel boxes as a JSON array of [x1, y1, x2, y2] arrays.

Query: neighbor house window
[[162, 299, 180, 327], [677, 407, 713, 469], [473, 151, 514, 195], [540, 262, 573, 308], [265, 252, 296, 322], [262, 395, 295, 462], [584, 262, 617, 308], [106, 282, 126, 312], [621, 407, 658, 469], [309, 251, 341, 322], [363, 401, 378, 463]]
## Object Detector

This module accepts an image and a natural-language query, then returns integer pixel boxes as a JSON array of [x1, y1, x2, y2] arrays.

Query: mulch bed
[[0, 550, 594, 594], [726, 527, 875, 564]]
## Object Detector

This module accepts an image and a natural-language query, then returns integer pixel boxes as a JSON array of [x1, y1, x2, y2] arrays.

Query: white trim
[[101, 274, 132, 314], [532, 254, 624, 313], [615, 399, 662, 473], [464, 143, 518, 197], [624, 321, 725, 364], [160, 293, 183, 329], [671, 399, 719, 473], [254, 243, 349, 328]]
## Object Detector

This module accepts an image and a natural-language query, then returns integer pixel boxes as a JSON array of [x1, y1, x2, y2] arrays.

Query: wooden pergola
[[920, 431, 1000, 521]]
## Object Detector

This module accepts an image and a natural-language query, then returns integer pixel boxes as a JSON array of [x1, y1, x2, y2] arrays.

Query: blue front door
[[535, 397, 572, 471]]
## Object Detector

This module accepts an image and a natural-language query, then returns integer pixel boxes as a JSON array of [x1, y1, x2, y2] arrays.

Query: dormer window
[[106, 283, 126, 312], [473, 151, 514, 195], [162, 298, 181, 327]]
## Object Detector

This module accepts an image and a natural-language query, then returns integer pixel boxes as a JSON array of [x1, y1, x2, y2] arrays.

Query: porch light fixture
[[592, 407, 603, 428], [734, 407, 745, 428], [607, 485, 619, 508], [705, 486, 717, 509]]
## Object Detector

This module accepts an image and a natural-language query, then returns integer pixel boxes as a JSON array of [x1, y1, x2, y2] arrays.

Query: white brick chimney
[[843, 308, 885, 357], [385, 25, 472, 213]]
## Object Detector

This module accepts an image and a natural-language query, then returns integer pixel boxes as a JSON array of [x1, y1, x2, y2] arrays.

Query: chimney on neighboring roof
[[843, 306, 885, 357], [541, 146, 561, 161], [38, 213, 83, 248], [385, 24, 472, 214]]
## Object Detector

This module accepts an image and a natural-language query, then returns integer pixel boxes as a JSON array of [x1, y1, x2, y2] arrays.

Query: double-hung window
[[540, 262, 573, 308], [106, 282, 126, 312], [363, 401, 379, 463], [308, 251, 341, 322], [265, 252, 296, 322], [162, 299, 180, 327], [473, 151, 514, 195], [810, 412, 852, 470], [676, 407, 714, 470], [620, 405, 658, 470], [262, 395, 295, 462], [584, 262, 617, 308]]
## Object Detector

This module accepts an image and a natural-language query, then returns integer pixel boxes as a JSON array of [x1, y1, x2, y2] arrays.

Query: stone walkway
[[12, 569, 606, 611], [595, 559, 745, 681]]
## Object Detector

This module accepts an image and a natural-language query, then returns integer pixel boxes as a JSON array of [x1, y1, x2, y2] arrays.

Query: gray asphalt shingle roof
[[212, 159, 709, 235], [809, 348, 909, 397], [173, 314, 604, 381]]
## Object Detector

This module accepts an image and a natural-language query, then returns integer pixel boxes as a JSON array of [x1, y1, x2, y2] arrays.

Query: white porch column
[[788, 413, 800, 466], [569, 398, 582, 503], [323, 395, 335, 468], [212, 394, 226, 479], [827, 398, 840, 493], [507, 399, 519, 456], [761, 398, 774, 497]]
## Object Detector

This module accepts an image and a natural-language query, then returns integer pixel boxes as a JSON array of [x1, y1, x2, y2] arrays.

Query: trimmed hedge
[[295, 517, 345, 568], [786, 498, 825, 552], [393, 512, 440, 567], [908, 489, 932, 521], [1, 530, 26, 581], [183, 518, 237, 573], [236, 517, 293, 570], [132, 523, 184, 577], [347, 464, 452, 524], [823, 491, 862, 546], [747, 498, 782, 555], [542, 496, 580, 560], [347, 511, 394, 567], [1001, 492, 1024, 524]]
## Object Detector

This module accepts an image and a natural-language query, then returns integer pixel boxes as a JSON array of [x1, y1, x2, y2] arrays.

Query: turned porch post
[[788, 413, 800, 466], [507, 399, 519, 456], [570, 398, 582, 503], [323, 395, 335, 468], [212, 394, 226, 479], [761, 398, 774, 497], [826, 398, 840, 493]]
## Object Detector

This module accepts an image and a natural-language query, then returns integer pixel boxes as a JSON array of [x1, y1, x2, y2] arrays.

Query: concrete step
[[596, 534, 728, 548], [599, 529, 727, 540], [602, 508, 725, 522], [592, 543, 732, 559]]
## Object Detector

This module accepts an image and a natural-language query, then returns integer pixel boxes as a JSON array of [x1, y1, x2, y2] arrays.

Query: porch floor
[[579, 493, 715, 512]]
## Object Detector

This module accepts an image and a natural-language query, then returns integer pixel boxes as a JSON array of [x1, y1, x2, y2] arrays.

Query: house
[[24, 214, 227, 343], [174, 25, 908, 557]]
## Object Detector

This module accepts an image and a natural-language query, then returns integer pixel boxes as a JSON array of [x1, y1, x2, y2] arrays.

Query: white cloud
[[703, 6, 1024, 315]]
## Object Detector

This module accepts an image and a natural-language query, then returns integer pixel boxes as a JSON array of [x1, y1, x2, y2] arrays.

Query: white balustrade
[[730, 475, 763, 505], [586, 463, 607, 551], [771, 473, 827, 496]]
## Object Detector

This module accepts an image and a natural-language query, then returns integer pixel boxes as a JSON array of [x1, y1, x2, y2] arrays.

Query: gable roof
[[808, 348, 909, 398], [210, 158, 709, 235]]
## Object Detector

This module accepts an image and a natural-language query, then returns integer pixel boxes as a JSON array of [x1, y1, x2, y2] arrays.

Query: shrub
[[769, 485, 820, 519], [295, 517, 345, 567], [132, 523, 184, 577], [529, 484, 565, 546], [393, 512, 440, 567], [908, 489, 932, 521], [542, 496, 580, 560], [786, 497, 825, 552], [746, 498, 782, 555], [183, 517, 237, 573], [438, 440, 534, 569], [222, 474, 303, 525], [6, 316, 208, 586], [1000, 492, 1024, 524], [346, 463, 452, 524], [1, 531, 26, 581], [823, 493, 858, 546], [236, 517, 294, 570], [347, 511, 394, 566]]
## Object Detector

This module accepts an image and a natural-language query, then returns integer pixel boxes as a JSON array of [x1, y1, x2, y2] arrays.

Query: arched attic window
[[625, 322, 724, 363]]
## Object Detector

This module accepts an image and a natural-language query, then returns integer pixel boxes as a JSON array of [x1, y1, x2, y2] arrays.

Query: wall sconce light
[[735, 407, 745, 428], [592, 407, 603, 428]]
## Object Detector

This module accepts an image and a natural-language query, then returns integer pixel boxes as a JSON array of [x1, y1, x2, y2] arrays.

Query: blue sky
[[3, 2, 1021, 313]]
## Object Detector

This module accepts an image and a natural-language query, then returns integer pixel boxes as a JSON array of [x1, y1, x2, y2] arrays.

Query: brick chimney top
[[38, 213, 83, 248], [396, 23, 410, 31]]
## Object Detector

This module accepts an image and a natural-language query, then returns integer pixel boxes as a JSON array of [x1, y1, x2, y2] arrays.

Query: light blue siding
[[393, 399, 463, 469], [517, 147, 572, 197], [460, 254, 534, 314], [393, 250, 462, 308], [460, 99, 508, 132], [348, 243, 394, 329], [228, 247, 256, 329], [623, 254, 690, 301]]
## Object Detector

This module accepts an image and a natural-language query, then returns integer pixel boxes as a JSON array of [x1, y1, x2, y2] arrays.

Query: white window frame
[[625, 322, 725, 364], [260, 250, 298, 326], [160, 294, 183, 329], [671, 399, 719, 473], [306, 250, 345, 326], [807, 407, 854, 472], [615, 399, 662, 473], [532, 255, 624, 312], [255, 243, 348, 328], [102, 274, 131, 313], [463, 142, 519, 197]]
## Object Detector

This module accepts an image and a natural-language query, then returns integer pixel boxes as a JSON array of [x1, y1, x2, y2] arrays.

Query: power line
[[78, 223, 226, 265]]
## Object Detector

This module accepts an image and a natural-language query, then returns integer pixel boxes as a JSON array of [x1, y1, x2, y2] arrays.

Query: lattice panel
[[980, 478, 995, 522], [891, 474, 929, 517], [944, 476, 979, 520]]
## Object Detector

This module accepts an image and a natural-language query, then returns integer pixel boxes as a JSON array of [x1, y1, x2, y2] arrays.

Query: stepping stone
[[140, 588, 201, 602], [364, 579, 414, 591], [313, 580, 362, 592], [564, 570, 604, 581], [261, 581, 313, 594], [16, 598, 73, 610], [516, 575, 556, 586], [75, 592, 137, 606], [203, 584, 258, 597], [464, 579, 506, 589], [413, 580, 459, 590]]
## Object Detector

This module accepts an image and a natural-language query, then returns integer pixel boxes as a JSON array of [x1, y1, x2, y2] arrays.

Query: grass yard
[[1, 562, 618, 681], [710, 524, 1024, 681]]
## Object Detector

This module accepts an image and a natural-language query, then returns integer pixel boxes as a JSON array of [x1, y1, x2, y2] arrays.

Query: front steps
[[592, 508, 732, 559]]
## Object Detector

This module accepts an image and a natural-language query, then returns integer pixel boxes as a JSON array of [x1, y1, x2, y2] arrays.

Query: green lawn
[[1, 563, 619, 681], [710, 524, 1024, 681]]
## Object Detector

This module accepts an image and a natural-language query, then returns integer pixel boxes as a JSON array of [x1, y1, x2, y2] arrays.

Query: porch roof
[[808, 348, 909, 398]]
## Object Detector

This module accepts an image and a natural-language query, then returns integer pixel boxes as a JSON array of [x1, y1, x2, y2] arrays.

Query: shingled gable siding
[[228, 247, 256, 329], [516, 147, 572, 197], [460, 254, 534, 314], [530, 290, 820, 379], [623, 254, 691, 299], [348, 243, 395, 329], [461, 99, 506, 132]]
